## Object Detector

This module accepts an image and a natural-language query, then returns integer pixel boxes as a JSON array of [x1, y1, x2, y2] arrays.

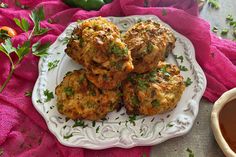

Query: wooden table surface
[[151, 0, 236, 156]]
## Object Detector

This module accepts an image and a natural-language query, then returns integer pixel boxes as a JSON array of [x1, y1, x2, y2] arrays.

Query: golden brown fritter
[[122, 62, 185, 116], [55, 70, 121, 121], [123, 20, 176, 73], [65, 17, 133, 89]]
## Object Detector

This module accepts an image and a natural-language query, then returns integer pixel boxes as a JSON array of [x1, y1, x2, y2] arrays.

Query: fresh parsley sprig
[[0, 7, 51, 92]]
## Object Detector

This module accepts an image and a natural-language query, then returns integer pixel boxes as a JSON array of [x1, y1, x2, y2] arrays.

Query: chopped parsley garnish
[[142, 153, 147, 157], [78, 75, 85, 84], [159, 65, 170, 77], [62, 36, 70, 45], [73, 120, 88, 128], [65, 117, 70, 122], [131, 95, 140, 106], [137, 79, 149, 90], [147, 42, 154, 53], [36, 99, 42, 103], [24, 91, 32, 97], [137, 18, 142, 23], [64, 87, 74, 96], [212, 26, 218, 33], [229, 21, 236, 27], [63, 133, 73, 139], [221, 29, 229, 36], [151, 99, 160, 107], [207, 0, 220, 9], [96, 126, 100, 133], [65, 71, 72, 76], [48, 60, 60, 71], [186, 148, 194, 157], [226, 14, 234, 22], [43, 89, 54, 102], [92, 121, 96, 127], [117, 92, 123, 97], [162, 8, 167, 16], [167, 123, 174, 127], [174, 55, 184, 63], [129, 115, 136, 126], [179, 65, 188, 71], [109, 42, 128, 57], [185, 77, 193, 87]]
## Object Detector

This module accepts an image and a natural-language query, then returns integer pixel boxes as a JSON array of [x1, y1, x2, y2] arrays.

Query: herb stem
[[28, 27, 35, 39], [0, 60, 15, 92]]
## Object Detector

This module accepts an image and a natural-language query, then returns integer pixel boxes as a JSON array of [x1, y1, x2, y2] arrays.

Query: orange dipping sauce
[[219, 99, 236, 153]]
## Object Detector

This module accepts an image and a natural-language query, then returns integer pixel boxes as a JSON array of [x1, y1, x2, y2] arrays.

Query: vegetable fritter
[[55, 70, 121, 121], [123, 20, 176, 73], [122, 62, 185, 116], [65, 17, 133, 89]]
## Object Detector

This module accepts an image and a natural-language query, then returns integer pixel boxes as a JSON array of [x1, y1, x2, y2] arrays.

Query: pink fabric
[[0, 0, 236, 156]]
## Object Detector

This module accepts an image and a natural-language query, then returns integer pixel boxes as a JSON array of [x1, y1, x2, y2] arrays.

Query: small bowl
[[211, 88, 236, 157]]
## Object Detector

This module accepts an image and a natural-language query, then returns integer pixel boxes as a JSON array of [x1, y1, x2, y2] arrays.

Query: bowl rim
[[211, 87, 236, 157]]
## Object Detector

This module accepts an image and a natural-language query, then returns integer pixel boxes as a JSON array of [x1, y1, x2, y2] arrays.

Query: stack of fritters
[[56, 17, 185, 120]]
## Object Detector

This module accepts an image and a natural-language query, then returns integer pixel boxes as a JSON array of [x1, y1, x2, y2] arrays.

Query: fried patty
[[55, 70, 121, 121], [65, 17, 133, 89], [123, 20, 176, 73], [122, 62, 185, 116]]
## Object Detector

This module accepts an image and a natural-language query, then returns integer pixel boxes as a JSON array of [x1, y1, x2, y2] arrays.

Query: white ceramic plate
[[32, 15, 207, 149]]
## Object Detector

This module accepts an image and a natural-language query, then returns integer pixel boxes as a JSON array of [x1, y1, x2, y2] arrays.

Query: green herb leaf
[[212, 26, 218, 33], [25, 91, 32, 97], [159, 65, 170, 77], [33, 28, 49, 36], [226, 14, 234, 22], [13, 18, 30, 32], [137, 80, 149, 90], [185, 77, 193, 87], [1, 38, 16, 55], [221, 28, 229, 36], [167, 123, 174, 127], [179, 65, 188, 71], [186, 148, 194, 157], [32, 41, 50, 57], [43, 89, 54, 102], [16, 40, 31, 60], [109, 42, 128, 57], [146, 42, 154, 53], [73, 120, 88, 128], [174, 55, 184, 63], [208, 0, 220, 9], [92, 121, 96, 127], [229, 21, 236, 27], [64, 87, 74, 96], [30, 6, 49, 36], [48, 60, 60, 71], [96, 126, 100, 133], [131, 95, 140, 106], [129, 115, 136, 126], [63, 133, 73, 139], [151, 99, 160, 107]]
